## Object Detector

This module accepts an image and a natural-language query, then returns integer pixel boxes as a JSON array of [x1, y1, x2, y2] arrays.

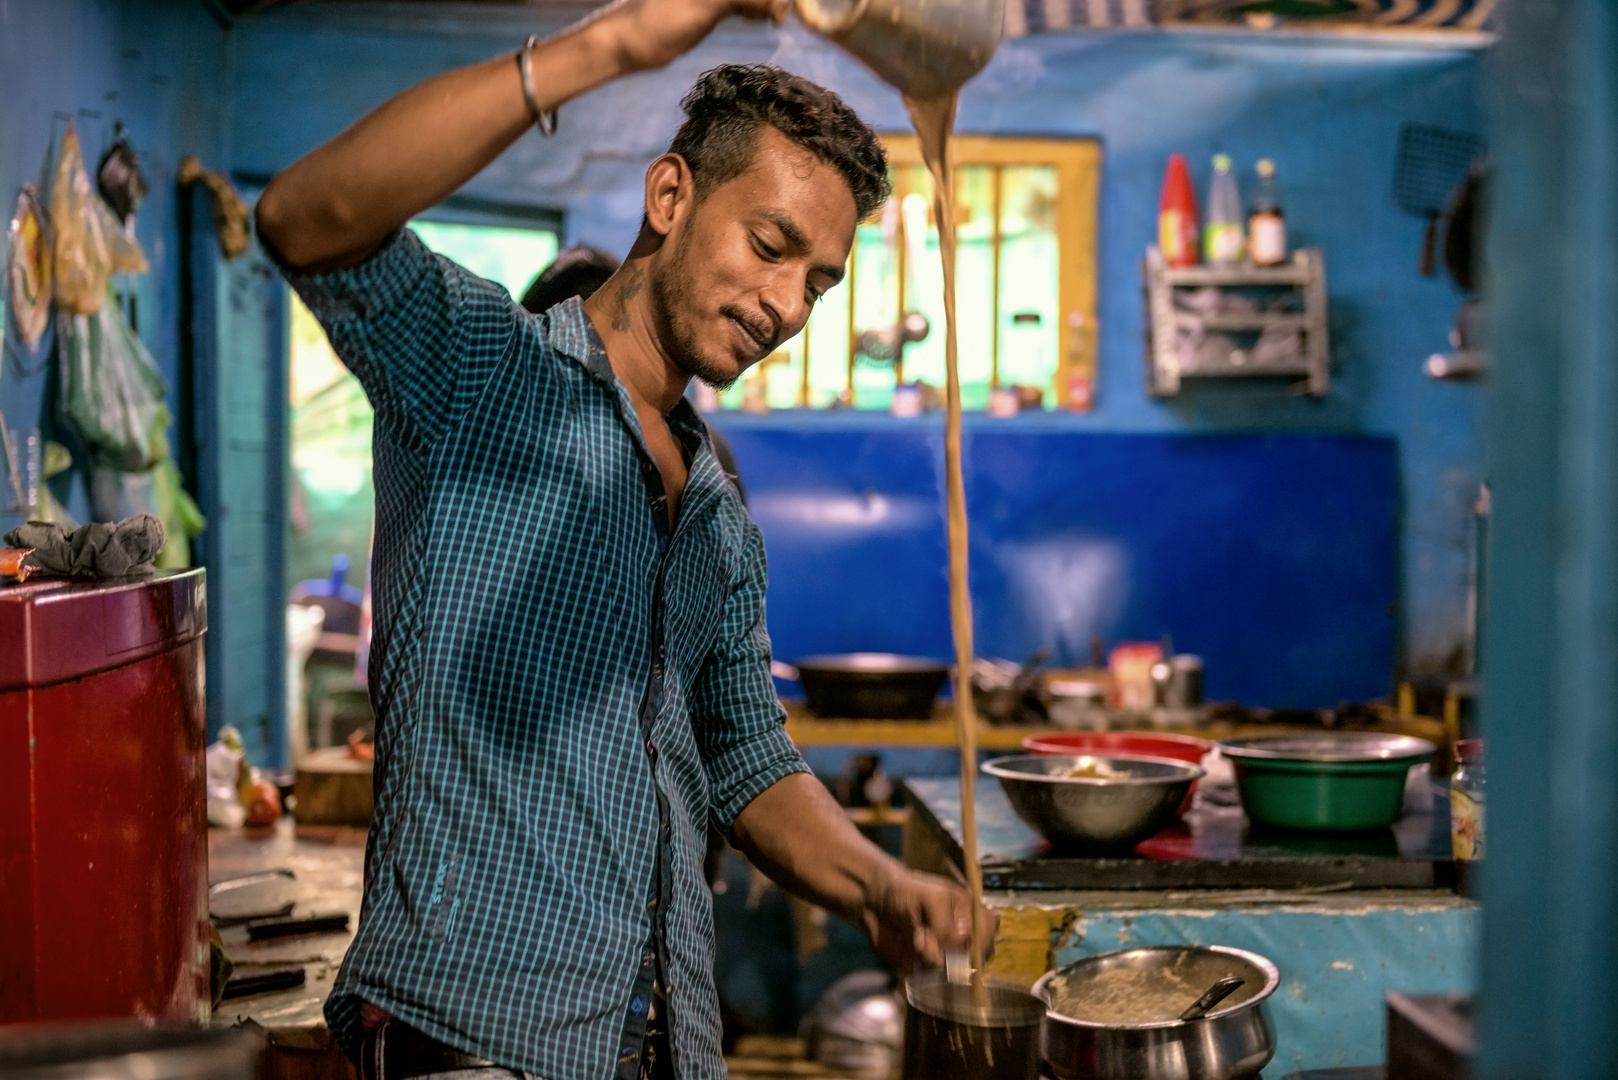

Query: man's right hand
[[257, 0, 786, 272], [595, 0, 789, 74]]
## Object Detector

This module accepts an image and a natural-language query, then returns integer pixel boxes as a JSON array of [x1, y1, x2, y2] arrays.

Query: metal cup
[[792, 0, 1005, 99]]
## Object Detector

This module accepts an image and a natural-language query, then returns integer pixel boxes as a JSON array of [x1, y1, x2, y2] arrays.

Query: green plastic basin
[[1219, 733, 1435, 832], [1229, 757, 1416, 831]]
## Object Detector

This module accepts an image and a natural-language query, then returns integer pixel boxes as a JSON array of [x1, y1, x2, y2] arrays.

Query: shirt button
[[631, 994, 648, 1016]]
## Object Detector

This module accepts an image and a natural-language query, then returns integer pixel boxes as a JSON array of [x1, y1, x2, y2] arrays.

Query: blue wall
[[729, 417, 1398, 708], [229, 4, 1486, 683], [0, 0, 228, 533]]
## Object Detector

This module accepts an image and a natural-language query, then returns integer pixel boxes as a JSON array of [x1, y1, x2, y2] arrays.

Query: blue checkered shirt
[[281, 229, 807, 1080]]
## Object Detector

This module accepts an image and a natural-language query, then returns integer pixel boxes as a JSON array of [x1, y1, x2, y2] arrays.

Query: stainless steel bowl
[[982, 754, 1203, 851], [1033, 946, 1279, 1080]]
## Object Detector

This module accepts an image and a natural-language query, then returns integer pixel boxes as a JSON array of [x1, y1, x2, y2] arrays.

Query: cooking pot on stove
[[1033, 945, 1279, 1080], [781, 653, 949, 719]]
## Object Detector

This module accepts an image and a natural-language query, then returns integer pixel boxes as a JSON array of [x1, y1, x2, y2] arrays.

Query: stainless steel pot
[[902, 971, 1044, 1080], [1033, 946, 1279, 1080], [802, 969, 902, 1076]]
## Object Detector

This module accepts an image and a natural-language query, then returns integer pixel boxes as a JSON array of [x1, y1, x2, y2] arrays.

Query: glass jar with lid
[[1450, 738, 1485, 861]]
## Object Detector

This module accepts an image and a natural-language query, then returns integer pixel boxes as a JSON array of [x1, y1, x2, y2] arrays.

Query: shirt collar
[[547, 296, 717, 459], [546, 296, 615, 385], [545, 296, 730, 518]]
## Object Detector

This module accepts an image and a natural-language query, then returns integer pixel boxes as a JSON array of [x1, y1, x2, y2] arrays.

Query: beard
[[649, 235, 775, 392]]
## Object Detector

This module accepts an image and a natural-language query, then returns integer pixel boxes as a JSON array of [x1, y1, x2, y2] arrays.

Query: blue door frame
[[189, 192, 289, 770], [1481, 0, 1618, 1074]]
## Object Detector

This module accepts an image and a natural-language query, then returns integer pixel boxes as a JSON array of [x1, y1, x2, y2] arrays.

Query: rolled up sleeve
[[276, 228, 517, 448], [691, 521, 808, 835]]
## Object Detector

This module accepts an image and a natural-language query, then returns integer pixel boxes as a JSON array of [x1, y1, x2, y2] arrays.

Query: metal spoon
[[1178, 976, 1246, 1022]]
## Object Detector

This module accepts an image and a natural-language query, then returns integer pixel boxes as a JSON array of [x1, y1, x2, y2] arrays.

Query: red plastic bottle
[[1158, 153, 1201, 267]]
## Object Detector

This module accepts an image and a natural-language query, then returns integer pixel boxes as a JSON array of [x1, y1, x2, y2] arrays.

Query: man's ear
[[644, 153, 694, 238]]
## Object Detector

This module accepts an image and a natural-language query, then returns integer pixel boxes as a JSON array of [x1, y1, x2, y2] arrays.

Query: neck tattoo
[[611, 264, 645, 332]]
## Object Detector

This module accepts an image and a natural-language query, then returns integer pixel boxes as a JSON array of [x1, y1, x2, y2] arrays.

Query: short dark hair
[[669, 64, 890, 221], [520, 245, 619, 314]]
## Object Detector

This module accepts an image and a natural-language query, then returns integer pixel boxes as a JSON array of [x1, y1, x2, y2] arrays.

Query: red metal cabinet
[[0, 570, 209, 1023]]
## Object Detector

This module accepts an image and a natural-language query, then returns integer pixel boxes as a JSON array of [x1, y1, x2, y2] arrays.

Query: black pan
[[789, 653, 949, 720]]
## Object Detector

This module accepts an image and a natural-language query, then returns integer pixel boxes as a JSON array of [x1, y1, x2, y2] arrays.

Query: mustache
[[720, 304, 780, 354]]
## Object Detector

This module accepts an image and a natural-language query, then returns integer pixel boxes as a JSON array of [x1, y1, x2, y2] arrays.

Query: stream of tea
[[902, 89, 989, 998]]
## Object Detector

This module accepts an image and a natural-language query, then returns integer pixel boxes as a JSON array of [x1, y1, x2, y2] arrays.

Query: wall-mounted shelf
[[1143, 246, 1330, 398]]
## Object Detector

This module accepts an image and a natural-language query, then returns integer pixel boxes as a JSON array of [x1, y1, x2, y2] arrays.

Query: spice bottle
[[1249, 159, 1287, 266], [1450, 738, 1485, 860]]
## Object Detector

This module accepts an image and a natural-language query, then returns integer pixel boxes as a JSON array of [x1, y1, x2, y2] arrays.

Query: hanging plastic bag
[[6, 185, 52, 347], [49, 124, 112, 315], [33, 441, 78, 527], [152, 456, 204, 568], [96, 122, 148, 224], [97, 196, 147, 276], [90, 461, 158, 523], [58, 296, 169, 471]]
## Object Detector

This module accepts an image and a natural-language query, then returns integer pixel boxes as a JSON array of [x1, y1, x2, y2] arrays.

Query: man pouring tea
[[254, 0, 991, 1076]]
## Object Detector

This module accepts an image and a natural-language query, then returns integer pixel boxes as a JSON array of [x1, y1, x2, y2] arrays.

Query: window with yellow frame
[[716, 134, 1101, 412]]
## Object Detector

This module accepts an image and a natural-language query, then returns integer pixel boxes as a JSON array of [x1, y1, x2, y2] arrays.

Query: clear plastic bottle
[[1249, 159, 1287, 267], [1203, 153, 1245, 266], [1450, 738, 1485, 860]]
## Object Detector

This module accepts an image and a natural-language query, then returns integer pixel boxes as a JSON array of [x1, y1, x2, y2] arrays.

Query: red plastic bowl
[[1020, 732, 1213, 814]]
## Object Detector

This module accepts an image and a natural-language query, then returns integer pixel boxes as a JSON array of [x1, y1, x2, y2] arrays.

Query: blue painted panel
[[731, 420, 952, 660], [724, 416, 1396, 708], [1052, 901, 1479, 1073]]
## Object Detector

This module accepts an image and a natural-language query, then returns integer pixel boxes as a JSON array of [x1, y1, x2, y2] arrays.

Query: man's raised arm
[[255, 0, 786, 274]]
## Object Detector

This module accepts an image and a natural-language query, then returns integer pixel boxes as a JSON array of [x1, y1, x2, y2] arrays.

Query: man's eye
[[752, 234, 780, 260]]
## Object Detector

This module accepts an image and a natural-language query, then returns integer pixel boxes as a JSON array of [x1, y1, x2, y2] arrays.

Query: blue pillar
[[1481, 0, 1618, 1075]]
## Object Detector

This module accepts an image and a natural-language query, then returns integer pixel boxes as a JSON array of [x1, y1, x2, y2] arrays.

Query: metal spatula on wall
[[1393, 122, 1486, 277]]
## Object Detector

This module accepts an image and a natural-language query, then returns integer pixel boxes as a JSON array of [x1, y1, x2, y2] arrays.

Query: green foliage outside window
[[286, 221, 558, 591]]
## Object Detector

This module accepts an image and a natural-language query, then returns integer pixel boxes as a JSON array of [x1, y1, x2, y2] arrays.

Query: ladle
[[1178, 975, 1247, 1022]]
